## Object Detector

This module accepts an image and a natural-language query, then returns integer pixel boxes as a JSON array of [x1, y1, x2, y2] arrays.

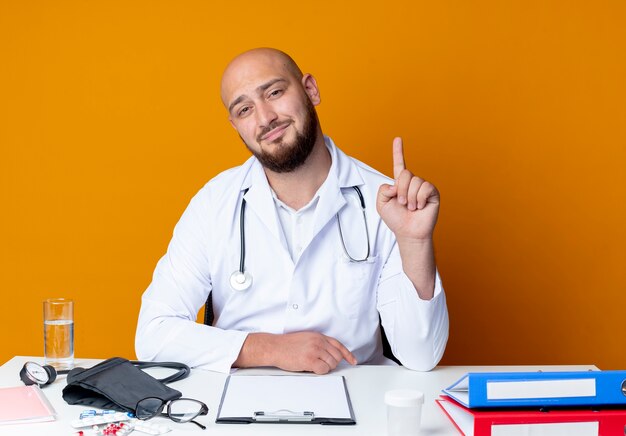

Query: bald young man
[[136, 48, 449, 373]]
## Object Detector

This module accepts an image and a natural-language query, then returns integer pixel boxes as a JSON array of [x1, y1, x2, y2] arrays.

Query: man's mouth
[[259, 121, 291, 142]]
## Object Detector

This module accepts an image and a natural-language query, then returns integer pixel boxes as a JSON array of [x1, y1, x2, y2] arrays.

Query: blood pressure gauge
[[19, 361, 66, 387]]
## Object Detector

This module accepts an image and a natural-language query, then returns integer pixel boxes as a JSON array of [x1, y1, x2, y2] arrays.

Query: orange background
[[1, 1, 625, 369]]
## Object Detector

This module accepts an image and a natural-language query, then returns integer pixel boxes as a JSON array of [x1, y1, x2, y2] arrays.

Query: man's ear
[[302, 73, 321, 105]]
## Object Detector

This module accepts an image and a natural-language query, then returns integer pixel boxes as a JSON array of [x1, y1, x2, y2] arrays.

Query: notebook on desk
[[216, 374, 356, 425], [0, 385, 57, 425]]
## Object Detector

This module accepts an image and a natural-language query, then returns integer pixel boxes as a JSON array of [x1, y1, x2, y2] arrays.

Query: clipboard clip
[[253, 409, 315, 422]]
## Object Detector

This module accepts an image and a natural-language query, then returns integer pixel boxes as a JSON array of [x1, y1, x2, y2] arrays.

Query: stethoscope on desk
[[229, 186, 371, 291]]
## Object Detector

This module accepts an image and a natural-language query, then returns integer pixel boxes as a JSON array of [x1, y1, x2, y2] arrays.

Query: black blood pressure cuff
[[62, 357, 185, 413]]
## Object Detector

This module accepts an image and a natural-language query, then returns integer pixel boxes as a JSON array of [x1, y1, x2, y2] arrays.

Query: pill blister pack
[[131, 421, 172, 435], [71, 412, 171, 435], [86, 422, 133, 435], [71, 412, 133, 428]]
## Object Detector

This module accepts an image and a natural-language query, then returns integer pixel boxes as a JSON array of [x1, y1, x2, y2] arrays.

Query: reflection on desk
[[0, 356, 598, 436]]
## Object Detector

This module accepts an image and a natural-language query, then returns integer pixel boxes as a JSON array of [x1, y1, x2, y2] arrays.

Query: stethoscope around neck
[[229, 188, 254, 291], [229, 186, 371, 291]]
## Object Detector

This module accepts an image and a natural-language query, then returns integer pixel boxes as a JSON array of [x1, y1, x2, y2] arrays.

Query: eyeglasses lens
[[135, 397, 165, 420], [168, 398, 202, 422], [168, 399, 205, 422]]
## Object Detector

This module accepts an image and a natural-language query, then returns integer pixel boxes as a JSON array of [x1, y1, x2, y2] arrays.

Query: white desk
[[0, 356, 597, 435]]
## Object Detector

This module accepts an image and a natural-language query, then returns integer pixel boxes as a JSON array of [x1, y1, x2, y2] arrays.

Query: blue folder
[[442, 370, 626, 408]]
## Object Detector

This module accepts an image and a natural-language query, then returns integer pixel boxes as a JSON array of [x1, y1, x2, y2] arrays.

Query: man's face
[[221, 53, 320, 173]]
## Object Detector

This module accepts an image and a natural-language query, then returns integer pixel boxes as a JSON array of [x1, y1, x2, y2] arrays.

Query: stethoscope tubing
[[239, 188, 249, 274], [231, 185, 370, 291]]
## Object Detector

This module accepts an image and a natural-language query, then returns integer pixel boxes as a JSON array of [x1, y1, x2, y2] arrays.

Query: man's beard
[[243, 101, 319, 173]]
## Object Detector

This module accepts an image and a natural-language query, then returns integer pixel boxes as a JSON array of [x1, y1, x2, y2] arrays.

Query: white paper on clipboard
[[216, 375, 355, 423]]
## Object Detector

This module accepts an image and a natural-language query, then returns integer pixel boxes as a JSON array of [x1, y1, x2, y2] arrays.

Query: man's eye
[[238, 107, 250, 117], [269, 89, 283, 98]]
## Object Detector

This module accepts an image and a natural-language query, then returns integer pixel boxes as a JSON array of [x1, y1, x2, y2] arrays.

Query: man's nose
[[256, 101, 278, 128]]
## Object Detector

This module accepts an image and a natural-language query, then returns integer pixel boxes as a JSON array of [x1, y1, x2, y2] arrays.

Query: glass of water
[[43, 298, 74, 370]]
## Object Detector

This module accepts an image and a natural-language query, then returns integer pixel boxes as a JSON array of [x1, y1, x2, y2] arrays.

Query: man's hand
[[376, 137, 440, 242], [376, 137, 439, 299], [234, 332, 357, 374]]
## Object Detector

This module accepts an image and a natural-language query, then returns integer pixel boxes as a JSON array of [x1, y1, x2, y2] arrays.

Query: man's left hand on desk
[[233, 331, 357, 375]]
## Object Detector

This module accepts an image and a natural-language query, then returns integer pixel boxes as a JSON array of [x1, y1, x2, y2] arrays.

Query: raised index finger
[[392, 137, 406, 180]]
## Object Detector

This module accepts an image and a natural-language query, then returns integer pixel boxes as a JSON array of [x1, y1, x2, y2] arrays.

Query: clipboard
[[215, 375, 356, 425]]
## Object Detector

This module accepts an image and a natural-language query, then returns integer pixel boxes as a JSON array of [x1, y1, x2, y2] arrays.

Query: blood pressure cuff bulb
[[62, 357, 183, 413]]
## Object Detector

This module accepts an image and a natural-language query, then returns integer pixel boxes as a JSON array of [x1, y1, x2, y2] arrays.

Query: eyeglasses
[[135, 397, 208, 430]]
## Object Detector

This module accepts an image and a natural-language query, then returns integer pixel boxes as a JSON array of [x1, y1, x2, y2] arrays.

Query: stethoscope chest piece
[[230, 270, 253, 291]]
